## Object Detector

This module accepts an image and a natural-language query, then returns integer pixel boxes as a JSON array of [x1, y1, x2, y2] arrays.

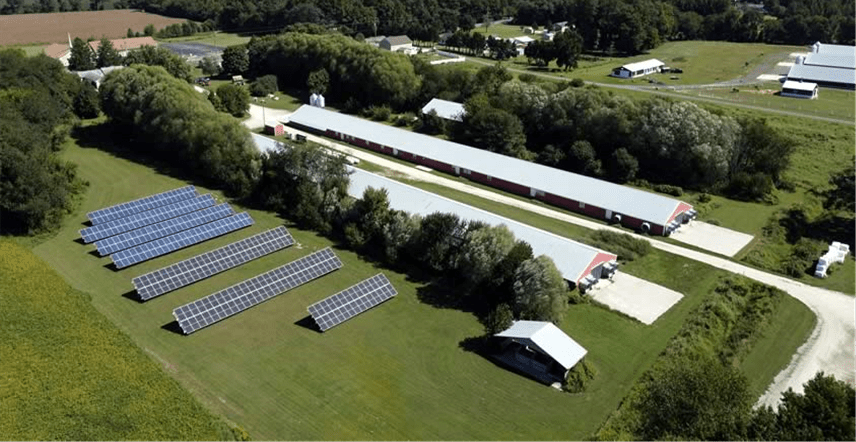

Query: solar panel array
[[308, 274, 397, 331], [112, 212, 254, 269], [133, 227, 294, 300], [87, 186, 196, 225], [80, 194, 216, 243], [95, 203, 233, 256], [173, 248, 343, 334]]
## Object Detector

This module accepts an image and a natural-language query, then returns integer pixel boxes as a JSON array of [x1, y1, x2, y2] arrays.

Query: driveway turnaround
[[589, 272, 684, 325], [242, 104, 291, 130], [279, 118, 855, 406], [670, 221, 755, 257]]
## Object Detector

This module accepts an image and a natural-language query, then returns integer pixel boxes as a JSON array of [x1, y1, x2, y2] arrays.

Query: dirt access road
[[278, 120, 854, 405]]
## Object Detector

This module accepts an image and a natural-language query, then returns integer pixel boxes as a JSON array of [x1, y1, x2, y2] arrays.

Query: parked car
[[196, 77, 210, 86]]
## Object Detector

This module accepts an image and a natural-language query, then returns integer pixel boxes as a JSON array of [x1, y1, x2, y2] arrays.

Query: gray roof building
[[347, 167, 618, 285], [787, 43, 855, 88], [495, 321, 587, 370], [288, 105, 692, 228], [420, 98, 466, 122]]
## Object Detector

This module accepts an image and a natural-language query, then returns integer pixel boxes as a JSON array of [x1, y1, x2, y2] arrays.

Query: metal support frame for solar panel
[[87, 186, 197, 225], [80, 194, 217, 243], [133, 227, 294, 300], [95, 203, 233, 256], [173, 248, 343, 334], [112, 212, 254, 269], [308, 274, 397, 331]]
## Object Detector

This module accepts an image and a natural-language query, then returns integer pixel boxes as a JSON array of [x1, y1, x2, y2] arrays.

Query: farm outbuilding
[[347, 167, 618, 291], [380, 35, 414, 53], [494, 321, 588, 385], [610, 59, 665, 78], [781, 80, 818, 99], [265, 122, 285, 136], [786, 42, 855, 89], [288, 105, 695, 236], [420, 98, 465, 122]]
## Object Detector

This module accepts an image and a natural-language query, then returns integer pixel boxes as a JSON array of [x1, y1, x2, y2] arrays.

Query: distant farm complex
[[786, 42, 855, 89], [288, 105, 696, 236]]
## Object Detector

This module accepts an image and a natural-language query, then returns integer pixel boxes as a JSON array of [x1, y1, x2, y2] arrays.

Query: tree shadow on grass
[[71, 123, 212, 194], [294, 315, 322, 333]]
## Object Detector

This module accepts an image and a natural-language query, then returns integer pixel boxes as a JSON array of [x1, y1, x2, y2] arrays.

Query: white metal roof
[[813, 42, 855, 57], [620, 59, 664, 72], [782, 80, 817, 91], [421, 98, 465, 122], [513, 36, 535, 44], [495, 321, 587, 369], [804, 52, 855, 70], [347, 167, 616, 283], [787, 63, 855, 86], [288, 105, 689, 225], [250, 133, 284, 154]]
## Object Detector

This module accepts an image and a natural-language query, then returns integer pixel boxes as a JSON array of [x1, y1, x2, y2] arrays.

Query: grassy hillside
[[20, 122, 816, 439], [0, 240, 232, 440]]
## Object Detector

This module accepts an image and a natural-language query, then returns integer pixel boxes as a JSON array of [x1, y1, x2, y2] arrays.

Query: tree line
[[68, 36, 192, 82], [0, 49, 90, 234]]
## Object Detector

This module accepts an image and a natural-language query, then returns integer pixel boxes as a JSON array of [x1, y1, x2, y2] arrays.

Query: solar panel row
[[173, 248, 343, 334], [308, 274, 397, 331], [80, 194, 216, 243], [112, 212, 254, 269], [133, 227, 294, 300], [87, 186, 196, 225], [95, 203, 233, 256]]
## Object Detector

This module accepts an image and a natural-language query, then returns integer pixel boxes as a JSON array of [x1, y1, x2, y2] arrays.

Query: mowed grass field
[[0, 10, 185, 45], [0, 241, 232, 440], [675, 85, 856, 122], [159, 31, 252, 47], [23, 123, 817, 440]]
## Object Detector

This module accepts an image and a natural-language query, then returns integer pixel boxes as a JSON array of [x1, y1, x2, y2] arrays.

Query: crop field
[[0, 10, 185, 46], [19, 121, 816, 440], [0, 240, 231, 440]]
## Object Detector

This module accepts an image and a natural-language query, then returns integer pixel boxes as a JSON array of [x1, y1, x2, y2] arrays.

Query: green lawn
[[158, 31, 251, 48], [472, 23, 536, 39], [503, 41, 804, 85], [22, 122, 815, 440], [0, 240, 232, 440], [1, 43, 47, 56], [673, 85, 855, 122]]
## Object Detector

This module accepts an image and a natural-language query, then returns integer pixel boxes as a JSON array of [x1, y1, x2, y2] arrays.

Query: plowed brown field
[[0, 10, 185, 45]]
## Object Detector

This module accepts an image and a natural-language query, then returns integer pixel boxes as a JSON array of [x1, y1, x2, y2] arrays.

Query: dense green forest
[[0, 49, 88, 234]]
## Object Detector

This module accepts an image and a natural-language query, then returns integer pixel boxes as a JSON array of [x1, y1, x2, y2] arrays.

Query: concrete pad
[[589, 272, 683, 325], [789, 52, 809, 58], [757, 74, 784, 81], [415, 165, 434, 172], [776, 61, 794, 67], [670, 221, 754, 257]]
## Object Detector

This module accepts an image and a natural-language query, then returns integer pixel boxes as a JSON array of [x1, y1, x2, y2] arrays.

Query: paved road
[[465, 57, 855, 126], [284, 122, 855, 405]]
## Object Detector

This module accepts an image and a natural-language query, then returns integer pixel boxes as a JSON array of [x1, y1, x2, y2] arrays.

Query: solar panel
[[308, 274, 397, 331], [79, 194, 216, 243], [95, 203, 233, 256], [87, 186, 196, 225], [133, 227, 294, 300], [173, 247, 343, 334], [112, 212, 254, 269]]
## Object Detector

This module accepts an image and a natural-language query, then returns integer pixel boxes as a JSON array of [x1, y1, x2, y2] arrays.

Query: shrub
[[483, 303, 514, 334], [366, 105, 392, 121], [584, 230, 651, 262], [569, 78, 585, 87], [696, 193, 712, 203], [250, 74, 278, 97], [518, 73, 538, 83], [564, 358, 596, 393], [653, 183, 683, 196]]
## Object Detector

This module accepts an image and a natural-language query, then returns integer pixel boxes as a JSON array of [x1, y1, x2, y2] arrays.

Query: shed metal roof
[[250, 133, 284, 154], [621, 58, 664, 72], [787, 63, 855, 86], [804, 52, 855, 69], [289, 105, 689, 225], [782, 80, 817, 91], [421, 98, 465, 121], [346, 167, 616, 284], [383, 35, 412, 46], [495, 321, 587, 369]]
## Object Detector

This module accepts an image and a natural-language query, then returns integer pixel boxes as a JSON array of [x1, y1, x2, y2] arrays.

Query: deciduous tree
[[512, 255, 567, 322]]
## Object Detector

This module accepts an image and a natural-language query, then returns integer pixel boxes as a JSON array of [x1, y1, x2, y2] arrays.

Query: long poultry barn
[[347, 167, 618, 291], [288, 106, 696, 235]]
